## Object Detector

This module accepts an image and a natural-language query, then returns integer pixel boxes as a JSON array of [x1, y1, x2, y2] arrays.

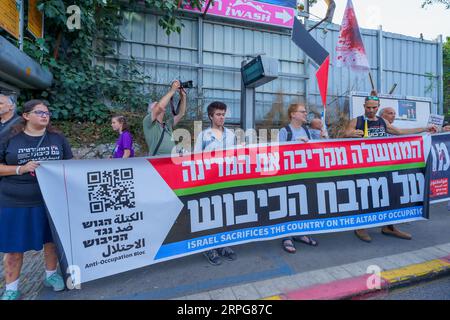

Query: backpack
[[284, 124, 311, 142]]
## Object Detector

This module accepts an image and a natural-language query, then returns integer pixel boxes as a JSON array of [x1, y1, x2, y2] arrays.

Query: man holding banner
[[278, 103, 319, 253], [194, 101, 237, 265], [379, 107, 396, 129], [344, 91, 436, 242]]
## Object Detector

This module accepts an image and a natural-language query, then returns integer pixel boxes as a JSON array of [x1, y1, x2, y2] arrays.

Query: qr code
[[87, 168, 136, 213]]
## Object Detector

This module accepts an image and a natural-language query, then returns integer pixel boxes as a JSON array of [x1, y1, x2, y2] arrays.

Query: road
[[373, 276, 450, 300], [31, 202, 450, 300]]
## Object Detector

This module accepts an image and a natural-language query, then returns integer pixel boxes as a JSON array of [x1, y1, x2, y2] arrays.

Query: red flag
[[316, 55, 330, 107], [335, 0, 370, 71], [291, 17, 330, 108]]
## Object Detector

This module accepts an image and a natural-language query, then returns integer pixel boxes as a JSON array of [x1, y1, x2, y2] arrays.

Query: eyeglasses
[[365, 96, 379, 101], [295, 110, 307, 114], [30, 110, 52, 117]]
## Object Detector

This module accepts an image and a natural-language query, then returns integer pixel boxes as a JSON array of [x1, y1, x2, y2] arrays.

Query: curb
[[264, 255, 450, 300]]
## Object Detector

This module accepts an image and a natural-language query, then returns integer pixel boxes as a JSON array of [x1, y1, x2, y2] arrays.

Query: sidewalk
[[177, 243, 450, 300], [2, 202, 450, 300], [0, 251, 44, 300]]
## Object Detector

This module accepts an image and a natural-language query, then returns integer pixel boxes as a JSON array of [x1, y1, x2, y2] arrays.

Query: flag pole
[[202, 0, 212, 17], [368, 71, 376, 92]]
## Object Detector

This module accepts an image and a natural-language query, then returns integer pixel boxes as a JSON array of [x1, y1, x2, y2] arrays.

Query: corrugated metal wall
[[99, 8, 443, 125]]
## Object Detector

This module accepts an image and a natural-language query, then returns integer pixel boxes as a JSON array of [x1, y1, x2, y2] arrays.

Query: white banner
[[36, 158, 183, 284], [36, 136, 432, 286]]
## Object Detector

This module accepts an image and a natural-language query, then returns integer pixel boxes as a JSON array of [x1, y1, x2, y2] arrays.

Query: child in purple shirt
[[111, 116, 134, 158]]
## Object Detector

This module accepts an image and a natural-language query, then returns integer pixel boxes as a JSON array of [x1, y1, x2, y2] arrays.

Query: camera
[[180, 80, 193, 89]]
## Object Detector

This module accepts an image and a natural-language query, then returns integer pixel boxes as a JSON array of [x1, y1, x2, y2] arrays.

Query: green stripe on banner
[[174, 162, 425, 196]]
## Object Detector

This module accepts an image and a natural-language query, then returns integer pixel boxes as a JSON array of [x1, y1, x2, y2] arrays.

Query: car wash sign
[[429, 133, 450, 204], [36, 136, 431, 284], [185, 0, 296, 28]]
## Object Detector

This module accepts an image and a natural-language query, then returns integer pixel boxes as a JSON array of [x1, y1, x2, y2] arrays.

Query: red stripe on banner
[[148, 136, 425, 191], [316, 55, 330, 107]]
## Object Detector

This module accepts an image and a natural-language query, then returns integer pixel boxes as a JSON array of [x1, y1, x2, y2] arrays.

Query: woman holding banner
[[0, 100, 73, 300]]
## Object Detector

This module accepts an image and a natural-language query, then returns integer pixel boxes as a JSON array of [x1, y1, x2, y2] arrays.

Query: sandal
[[293, 235, 318, 246], [282, 239, 296, 254]]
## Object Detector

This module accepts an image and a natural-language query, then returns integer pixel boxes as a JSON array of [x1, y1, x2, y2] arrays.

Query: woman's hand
[[20, 161, 40, 174]]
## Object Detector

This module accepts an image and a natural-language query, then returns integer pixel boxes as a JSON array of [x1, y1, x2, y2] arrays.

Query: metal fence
[[97, 7, 444, 125]]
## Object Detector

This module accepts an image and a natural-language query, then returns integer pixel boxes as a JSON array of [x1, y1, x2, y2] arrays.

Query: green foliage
[[22, 0, 150, 124], [19, 0, 215, 123], [54, 110, 148, 149], [144, 0, 210, 35], [420, 2, 448, 116], [20, 0, 317, 124], [444, 37, 450, 118]]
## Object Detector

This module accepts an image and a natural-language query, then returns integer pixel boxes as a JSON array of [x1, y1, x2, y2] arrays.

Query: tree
[[21, 0, 151, 122], [444, 37, 450, 118], [145, 0, 212, 35]]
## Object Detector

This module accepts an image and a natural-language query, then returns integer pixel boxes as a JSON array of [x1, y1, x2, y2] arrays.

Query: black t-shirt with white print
[[356, 116, 388, 138], [0, 131, 73, 207]]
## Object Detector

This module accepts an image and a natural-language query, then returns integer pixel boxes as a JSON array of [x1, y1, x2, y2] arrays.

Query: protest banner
[[429, 133, 450, 204], [428, 114, 445, 129], [36, 135, 431, 285]]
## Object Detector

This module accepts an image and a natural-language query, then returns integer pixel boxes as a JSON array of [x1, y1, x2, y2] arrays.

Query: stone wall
[[71, 143, 144, 159]]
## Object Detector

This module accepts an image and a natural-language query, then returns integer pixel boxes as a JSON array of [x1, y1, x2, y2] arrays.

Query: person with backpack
[[278, 103, 319, 254]]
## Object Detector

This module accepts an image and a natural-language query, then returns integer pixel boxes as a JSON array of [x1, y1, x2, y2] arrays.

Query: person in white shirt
[[194, 101, 237, 266], [194, 102, 236, 153]]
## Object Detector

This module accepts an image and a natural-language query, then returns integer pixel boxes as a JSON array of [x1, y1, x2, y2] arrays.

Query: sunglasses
[[365, 96, 379, 101]]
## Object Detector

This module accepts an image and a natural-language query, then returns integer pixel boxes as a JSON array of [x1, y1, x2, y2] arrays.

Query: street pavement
[[373, 276, 450, 300], [1, 202, 450, 300]]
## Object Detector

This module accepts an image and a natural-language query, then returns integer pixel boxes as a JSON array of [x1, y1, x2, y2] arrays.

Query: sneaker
[[43, 273, 65, 292], [203, 249, 222, 266], [1, 290, 21, 300], [218, 247, 237, 261]]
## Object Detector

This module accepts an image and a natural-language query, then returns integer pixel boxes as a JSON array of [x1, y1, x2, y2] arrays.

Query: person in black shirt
[[344, 91, 436, 243], [0, 100, 73, 300]]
